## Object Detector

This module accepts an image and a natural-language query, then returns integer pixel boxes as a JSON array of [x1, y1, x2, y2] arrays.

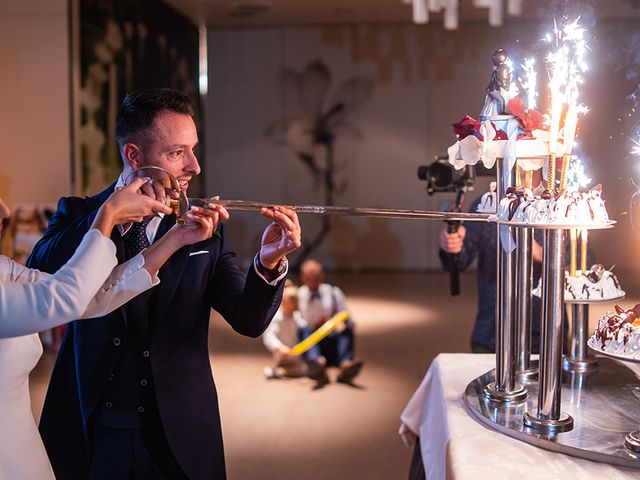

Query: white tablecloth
[[400, 353, 639, 480]]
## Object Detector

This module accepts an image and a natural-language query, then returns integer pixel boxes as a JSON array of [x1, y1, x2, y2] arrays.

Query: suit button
[[105, 401, 113, 408], [137, 406, 145, 413], [142, 350, 150, 358], [140, 379, 148, 386], [112, 337, 121, 347], [109, 374, 115, 381]]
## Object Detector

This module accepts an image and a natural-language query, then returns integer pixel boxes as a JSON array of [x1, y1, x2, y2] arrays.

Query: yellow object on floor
[[289, 311, 349, 356]]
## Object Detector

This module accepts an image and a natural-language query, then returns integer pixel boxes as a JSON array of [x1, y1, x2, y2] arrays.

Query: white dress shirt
[[296, 283, 350, 328]]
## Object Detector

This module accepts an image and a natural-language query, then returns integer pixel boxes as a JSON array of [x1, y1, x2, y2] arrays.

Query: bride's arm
[[0, 200, 217, 338], [79, 204, 218, 319], [0, 178, 171, 338], [0, 229, 119, 338]]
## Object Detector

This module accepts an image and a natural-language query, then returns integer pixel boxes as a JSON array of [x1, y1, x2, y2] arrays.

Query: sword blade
[[188, 198, 491, 222]]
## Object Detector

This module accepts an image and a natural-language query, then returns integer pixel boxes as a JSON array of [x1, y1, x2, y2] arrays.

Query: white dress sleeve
[[0, 229, 159, 338]]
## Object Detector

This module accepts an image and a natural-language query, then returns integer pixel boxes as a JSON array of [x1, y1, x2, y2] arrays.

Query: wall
[[0, 0, 70, 205]]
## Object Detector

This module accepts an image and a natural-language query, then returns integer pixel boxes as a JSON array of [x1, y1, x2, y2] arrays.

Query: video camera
[[417, 155, 495, 195]]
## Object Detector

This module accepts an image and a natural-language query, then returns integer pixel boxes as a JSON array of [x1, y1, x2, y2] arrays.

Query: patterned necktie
[[126, 216, 153, 257]]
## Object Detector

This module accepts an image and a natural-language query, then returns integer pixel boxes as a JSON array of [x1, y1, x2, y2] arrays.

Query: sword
[[125, 166, 491, 224], [189, 198, 491, 223]]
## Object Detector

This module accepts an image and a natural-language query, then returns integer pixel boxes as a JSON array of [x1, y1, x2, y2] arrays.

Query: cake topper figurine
[[480, 48, 512, 119]]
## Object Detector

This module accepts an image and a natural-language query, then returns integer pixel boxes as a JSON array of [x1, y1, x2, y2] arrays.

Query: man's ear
[[123, 143, 141, 169]]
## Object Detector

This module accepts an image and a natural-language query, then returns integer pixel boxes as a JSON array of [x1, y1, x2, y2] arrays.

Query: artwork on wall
[[71, 0, 201, 196], [265, 59, 374, 266]]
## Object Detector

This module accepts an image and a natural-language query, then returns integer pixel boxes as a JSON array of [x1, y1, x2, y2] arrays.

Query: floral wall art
[[72, 0, 200, 195]]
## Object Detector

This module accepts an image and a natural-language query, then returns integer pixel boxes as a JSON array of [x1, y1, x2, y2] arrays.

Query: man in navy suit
[[27, 89, 302, 479]]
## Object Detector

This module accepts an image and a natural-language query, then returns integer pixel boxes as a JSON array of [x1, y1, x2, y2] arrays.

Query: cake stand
[[587, 339, 640, 454]]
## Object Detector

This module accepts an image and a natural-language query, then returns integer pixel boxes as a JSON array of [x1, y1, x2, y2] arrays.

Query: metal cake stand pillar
[[516, 227, 537, 378], [563, 303, 598, 373], [524, 229, 574, 432], [484, 159, 527, 403]]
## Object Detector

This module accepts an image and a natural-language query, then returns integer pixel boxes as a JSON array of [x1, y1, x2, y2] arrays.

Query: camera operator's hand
[[440, 226, 466, 254]]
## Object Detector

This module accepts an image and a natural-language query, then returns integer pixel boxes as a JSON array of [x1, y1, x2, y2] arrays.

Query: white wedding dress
[[0, 229, 159, 479]]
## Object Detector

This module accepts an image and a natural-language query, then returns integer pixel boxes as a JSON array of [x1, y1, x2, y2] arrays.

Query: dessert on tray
[[589, 304, 640, 359], [494, 184, 610, 225], [532, 264, 625, 301], [477, 182, 497, 214]]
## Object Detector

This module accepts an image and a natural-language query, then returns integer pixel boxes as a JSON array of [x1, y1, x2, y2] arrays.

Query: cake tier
[[495, 186, 609, 225]]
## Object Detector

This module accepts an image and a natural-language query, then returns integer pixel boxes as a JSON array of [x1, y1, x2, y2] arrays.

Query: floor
[[28, 271, 640, 480]]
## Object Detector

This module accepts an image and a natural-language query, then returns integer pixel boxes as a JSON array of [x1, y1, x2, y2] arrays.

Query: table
[[400, 353, 639, 479]]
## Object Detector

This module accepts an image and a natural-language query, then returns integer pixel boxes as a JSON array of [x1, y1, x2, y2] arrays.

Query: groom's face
[[135, 111, 201, 193]]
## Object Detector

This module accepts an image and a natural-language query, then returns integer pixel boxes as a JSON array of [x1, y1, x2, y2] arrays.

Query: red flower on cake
[[508, 98, 546, 137], [452, 115, 509, 141], [452, 115, 481, 140]]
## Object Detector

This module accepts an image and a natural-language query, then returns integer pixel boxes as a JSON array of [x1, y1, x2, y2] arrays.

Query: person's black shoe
[[337, 360, 363, 384], [305, 359, 329, 385]]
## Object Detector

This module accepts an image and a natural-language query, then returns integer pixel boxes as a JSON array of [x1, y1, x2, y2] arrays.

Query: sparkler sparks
[[566, 155, 592, 192], [545, 17, 589, 191], [631, 136, 640, 158], [520, 57, 537, 110]]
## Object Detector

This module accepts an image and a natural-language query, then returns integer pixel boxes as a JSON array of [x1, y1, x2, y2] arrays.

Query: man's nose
[[184, 150, 201, 176]]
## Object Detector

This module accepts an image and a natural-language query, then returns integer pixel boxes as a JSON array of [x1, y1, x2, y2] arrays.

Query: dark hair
[[115, 88, 195, 152]]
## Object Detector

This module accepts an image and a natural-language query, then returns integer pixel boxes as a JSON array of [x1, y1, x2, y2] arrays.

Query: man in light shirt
[[297, 259, 363, 384]]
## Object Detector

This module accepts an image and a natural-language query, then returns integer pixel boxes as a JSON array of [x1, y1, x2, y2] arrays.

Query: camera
[[417, 156, 495, 195]]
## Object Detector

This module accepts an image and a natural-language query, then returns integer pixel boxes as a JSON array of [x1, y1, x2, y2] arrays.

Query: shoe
[[305, 359, 330, 385], [264, 366, 281, 379], [337, 360, 363, 384]]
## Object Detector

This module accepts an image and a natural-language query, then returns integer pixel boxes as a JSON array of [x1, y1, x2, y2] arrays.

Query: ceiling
[[162, 0, 640, 27]]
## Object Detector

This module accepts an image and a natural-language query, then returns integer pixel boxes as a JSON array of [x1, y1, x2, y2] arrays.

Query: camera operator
[[438, 199, 544, 353]]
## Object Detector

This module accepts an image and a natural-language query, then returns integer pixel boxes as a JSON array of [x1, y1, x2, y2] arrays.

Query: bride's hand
[[103, 177, 172, 224]]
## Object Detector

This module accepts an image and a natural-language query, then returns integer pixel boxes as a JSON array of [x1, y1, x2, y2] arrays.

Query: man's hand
[[439, 226, 466, 254], [192, 197, 230, 232], [166, 206, 220, 248], [258, 206, 302, 269]]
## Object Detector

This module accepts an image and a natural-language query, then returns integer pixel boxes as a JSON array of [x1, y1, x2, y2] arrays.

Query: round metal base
[[625, 431, 640, 453], [523, 411, 574, 433], [563, 356, 598, 374], [483, 382, 528, 403], [464, 357, 640, 469]]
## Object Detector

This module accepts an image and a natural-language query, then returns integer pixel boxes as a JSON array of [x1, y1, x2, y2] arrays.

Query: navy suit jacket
[[27, 185, 284, 479]]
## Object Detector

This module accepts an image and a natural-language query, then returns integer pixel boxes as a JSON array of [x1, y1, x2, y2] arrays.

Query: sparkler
[[545, 18, 588, 193]]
